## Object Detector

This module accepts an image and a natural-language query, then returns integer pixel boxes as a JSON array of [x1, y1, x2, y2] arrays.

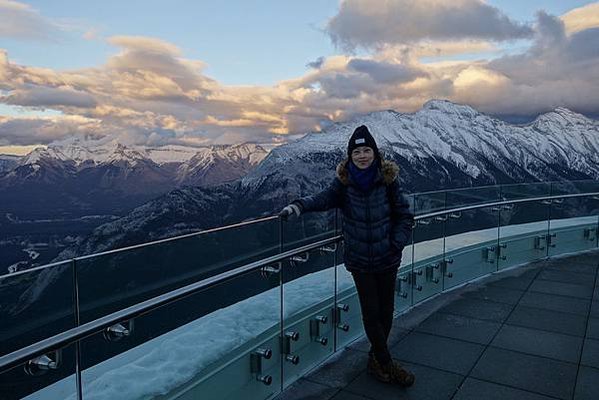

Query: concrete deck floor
[[276, 250, 599, 400]]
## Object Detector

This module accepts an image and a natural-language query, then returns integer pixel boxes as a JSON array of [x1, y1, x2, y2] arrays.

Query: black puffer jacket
[[294, 159, 413, 273]]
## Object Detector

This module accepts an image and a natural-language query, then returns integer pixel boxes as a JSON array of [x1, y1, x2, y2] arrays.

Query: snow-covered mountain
[[0, 154, 21, 173], [0, 142, 268, 219], [176, 143, 268, 186], [59, 100, 599, 257]]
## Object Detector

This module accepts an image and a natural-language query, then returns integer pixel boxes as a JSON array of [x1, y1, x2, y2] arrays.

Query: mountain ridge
[[58, 99, 599, 258], [0, 142, 269, 219]]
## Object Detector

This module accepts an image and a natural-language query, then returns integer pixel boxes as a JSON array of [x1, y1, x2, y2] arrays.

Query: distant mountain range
[[0, 141, 268, 273], [0, 142, 268, 219], [59, 99, 599, 258], [0, 154, 20, 173]]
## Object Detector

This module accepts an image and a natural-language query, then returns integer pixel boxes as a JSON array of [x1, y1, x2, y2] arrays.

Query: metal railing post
[[71, 258, 83, 400]]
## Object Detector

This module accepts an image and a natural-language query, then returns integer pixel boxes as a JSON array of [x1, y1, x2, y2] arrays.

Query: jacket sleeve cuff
[[291, 200, 305, 213]]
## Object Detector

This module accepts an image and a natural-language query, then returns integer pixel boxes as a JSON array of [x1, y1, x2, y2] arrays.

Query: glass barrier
[[445, 185, 501, 209], [0, 261, 75, 357], [500, 182, 551, 201], [4, 180, 599, 400], [443, 205, 499, 289], [334, 263, 364, 349], [397, 248, 414, 313], [281, 213, 336, 388], [573, 180, 599, 194], [76, 267, 282, 400], [412, 193, 446, 303], [497, 197, 549, 270], [281, 211, 336, 252], [76, 218, 279, 324], [414, 190, 446, 215], [548, 193, 599, 258], [0, 343, 77, 400], [395, 193, 415, 313], [333, 209, 364, 349]]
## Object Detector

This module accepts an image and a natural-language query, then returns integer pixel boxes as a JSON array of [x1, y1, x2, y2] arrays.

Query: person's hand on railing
[[279, 203, 301, 220]]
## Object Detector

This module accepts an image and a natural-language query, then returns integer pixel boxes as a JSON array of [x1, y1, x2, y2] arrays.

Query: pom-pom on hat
[[347, 125, 379, 159]]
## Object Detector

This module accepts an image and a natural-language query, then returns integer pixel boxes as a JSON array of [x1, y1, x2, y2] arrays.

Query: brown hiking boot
[[367, 353, 392, 383], [388, 359, 415, 387]]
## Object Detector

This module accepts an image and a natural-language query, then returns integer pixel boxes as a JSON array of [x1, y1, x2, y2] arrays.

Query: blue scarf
[[348, 159, 379, 192]]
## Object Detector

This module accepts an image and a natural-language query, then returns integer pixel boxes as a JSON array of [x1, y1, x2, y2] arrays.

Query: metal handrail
[[419, 191, 599, 219], [414, 179, 598, 197], [2, 191, 599, 371], [4, 187, 599, 280], [2, 215, 279, 279], [75, 215, 280, 261], [0, 235, 341, 372]]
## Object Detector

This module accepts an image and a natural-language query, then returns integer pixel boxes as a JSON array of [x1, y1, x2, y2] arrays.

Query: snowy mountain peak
[[248, 100, 599, 186], [105, 144, 149, 166], [20, 146, 68, 165], [175, 142, 268, 186], [537, 107, 588, 123], [421, 99, 479, 117], [532, 107, 593, 132]]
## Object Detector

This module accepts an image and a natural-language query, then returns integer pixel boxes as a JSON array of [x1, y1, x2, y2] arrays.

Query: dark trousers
[[351, 268, 398, 365]]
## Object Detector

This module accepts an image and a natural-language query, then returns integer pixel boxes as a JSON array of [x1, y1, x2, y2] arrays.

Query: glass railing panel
[[412, 193, 446, 257], [550, 180, 583, 197], [497, 199, 549, 270], [548, 193, 599, 258], [0, 261, 75, 357], [443, 205, 499, 289], [1, 344, 77, 400], [394, 193, 416, 312], [500, 182, 551, 201], [76, 218, 279, 324], [331, 210, 364, 351], [396, 263, 413, 312], [76, 267, 282, 400], [445, 185, 501, 209], [280, 244, 335, 389], [334, 263, 364, 349], [333, 206, 364, 349], [551, 179, 599, 196], [414, 191, 446, 215], [412, 193, 446, 303], [281, 211, 336, 252], [395, 195, 415, 313], [279, 209, 337, 387]]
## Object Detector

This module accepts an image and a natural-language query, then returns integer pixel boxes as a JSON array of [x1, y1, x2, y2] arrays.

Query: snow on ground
[[25, 216, 598, 400]]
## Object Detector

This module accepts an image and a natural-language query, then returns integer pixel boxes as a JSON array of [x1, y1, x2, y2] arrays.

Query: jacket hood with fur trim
[[336, 159, 399, 186]]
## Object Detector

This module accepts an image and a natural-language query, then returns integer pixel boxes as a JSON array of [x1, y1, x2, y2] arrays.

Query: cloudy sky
[[1, 0, 598, 155]]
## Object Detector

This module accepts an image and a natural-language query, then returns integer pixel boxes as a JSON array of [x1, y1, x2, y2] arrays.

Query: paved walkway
[[277, 250, 599, 400]]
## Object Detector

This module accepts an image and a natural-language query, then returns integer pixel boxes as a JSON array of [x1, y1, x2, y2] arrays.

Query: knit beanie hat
[[347, 125, 379, 159]]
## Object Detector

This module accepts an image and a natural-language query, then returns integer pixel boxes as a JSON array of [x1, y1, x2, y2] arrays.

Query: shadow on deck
[[277, 250, 599, 400]]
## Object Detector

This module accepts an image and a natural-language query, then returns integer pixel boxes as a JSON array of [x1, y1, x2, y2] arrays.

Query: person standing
[[280, 125, 415, 386]]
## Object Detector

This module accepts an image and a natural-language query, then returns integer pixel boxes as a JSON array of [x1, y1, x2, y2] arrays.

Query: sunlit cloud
[[326, 0, 533, 51], [0, 0, 61, 41], [376, 40, 498, 63], [0, 144, 45, 155], [561, 2, 599, 35], [0, 2, 598, 151], [4, 84, 97, 108], [0, 114, 105, 145]]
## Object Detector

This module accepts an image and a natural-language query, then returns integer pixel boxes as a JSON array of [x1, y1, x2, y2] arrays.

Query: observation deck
[[279, 251, 599, 400], [1, 180, 598, 400]]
